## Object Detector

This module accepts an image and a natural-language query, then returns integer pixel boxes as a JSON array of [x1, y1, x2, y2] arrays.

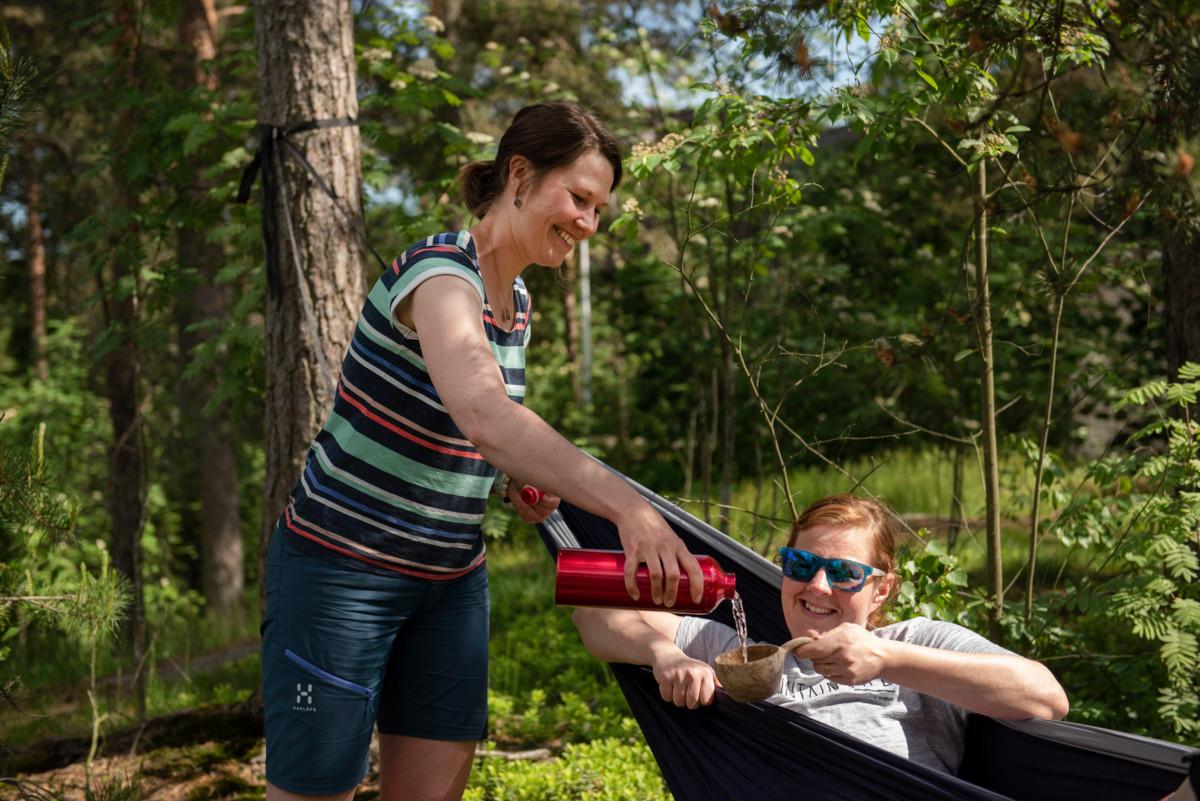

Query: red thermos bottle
[[554, 548, 736, 613]]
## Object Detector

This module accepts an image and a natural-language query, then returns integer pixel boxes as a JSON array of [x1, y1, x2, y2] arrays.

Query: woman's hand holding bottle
[[616, 504, 705, 607]]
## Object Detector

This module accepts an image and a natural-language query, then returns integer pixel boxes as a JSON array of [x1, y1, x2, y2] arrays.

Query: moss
[[184, 775, 257, 801]]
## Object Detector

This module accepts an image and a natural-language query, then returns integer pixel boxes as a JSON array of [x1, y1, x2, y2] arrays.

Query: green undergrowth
[[465, 739, 671, 801], [7, 598, 260, 695], [486, 535, 639, 749], [182, 774, 261, 801], [0, 654, 259, 750]]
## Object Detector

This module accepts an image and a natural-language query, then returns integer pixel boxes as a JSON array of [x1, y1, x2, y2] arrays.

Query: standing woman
[[261, 101, 704, 801]]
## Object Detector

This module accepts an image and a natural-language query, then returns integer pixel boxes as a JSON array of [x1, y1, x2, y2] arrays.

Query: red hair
[[787, 494, 899, 628]]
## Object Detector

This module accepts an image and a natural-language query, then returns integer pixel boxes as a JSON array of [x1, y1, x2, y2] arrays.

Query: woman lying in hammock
[[572, 494, 1069, 776]]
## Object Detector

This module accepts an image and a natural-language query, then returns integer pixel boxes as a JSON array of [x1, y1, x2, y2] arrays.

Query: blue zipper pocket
[[284, 649, 376, 700]]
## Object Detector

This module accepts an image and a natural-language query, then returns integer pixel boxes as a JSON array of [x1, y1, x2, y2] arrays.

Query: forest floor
[[1, 637, 270, 801], [1, 633, 557, 801]]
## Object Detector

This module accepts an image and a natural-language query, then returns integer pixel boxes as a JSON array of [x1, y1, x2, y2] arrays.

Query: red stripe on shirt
[[482, 313, 528, 331], [284, 507, 485, 580], [338, 384, 484, 460]]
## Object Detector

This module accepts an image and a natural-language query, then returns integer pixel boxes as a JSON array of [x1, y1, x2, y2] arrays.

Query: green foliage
[[487, 539, 633, 747], [4, 0, 1200, 779], [0, 421, 128, 674], [0, 16, 38, 187], [1038, 366, 1200, 739], [83, 772, 143, 801], [890, 537, 970, 625], [465, 739, 670, 801]]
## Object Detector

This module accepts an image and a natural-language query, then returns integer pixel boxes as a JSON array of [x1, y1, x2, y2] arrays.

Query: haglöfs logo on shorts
[[294, 682, 317, 712]]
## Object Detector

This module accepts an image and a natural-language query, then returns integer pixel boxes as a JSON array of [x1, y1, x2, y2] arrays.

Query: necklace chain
[[473, 227, 513, 324]]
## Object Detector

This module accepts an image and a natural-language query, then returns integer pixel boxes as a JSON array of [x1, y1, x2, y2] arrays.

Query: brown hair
[[787, 494, 899, 628], [457, 101, 622, 218]]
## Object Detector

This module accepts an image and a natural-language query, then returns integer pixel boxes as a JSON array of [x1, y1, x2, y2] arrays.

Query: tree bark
[[255, 0, 368, 598], [176, 0, 244, 619], [107, 0, 147, 721], [1163, 226, 1200, 385], [26, 154, 48, 383]]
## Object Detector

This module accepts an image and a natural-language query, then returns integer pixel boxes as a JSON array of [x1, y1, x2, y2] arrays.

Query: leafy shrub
[[1038, 365, 1200, 741], [465, 739, 670, 801], [484, 532, 634, 746], [889, 536, 970, 626]]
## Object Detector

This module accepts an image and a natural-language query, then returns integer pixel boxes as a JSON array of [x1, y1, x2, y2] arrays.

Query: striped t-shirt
[[283, 230, 530, 578]]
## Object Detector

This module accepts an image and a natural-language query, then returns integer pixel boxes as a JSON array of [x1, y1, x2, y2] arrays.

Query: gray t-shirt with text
[[675, 616, 1013, 774]]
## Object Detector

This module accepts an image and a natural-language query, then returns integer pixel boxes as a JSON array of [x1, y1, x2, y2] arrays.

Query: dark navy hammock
[[535, 470, 1196, 801]]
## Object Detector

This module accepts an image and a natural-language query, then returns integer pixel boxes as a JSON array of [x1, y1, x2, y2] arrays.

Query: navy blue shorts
[[261, 525, 489, 795]]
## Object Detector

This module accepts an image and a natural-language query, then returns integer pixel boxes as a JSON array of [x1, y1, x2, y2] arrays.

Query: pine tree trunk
[[1164, 227, 1200, 386], [107, 0, 147, 721], [26, 156, 48, 383], [176, 0, 244, 619], [255, 0, 368, 596]]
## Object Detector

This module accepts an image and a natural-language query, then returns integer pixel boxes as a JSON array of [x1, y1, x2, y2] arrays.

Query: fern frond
[[1157, 687, 1200, 736], [1113, 590, 1172, 639], [1156, 539, 1198, 581], [1165, 383, 1199, 408], [1159, 629, 1198, 680], [1173, 598, 1200, 632], [1129, 420, 1170, 443], [1119, 380, 1169, 410]]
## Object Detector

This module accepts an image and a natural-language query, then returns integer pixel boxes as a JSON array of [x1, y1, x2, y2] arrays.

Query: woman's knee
[[377, 734, 475, 801], [266, 781, 354, 801]]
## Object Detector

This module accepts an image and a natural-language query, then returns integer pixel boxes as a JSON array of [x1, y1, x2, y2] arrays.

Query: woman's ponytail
[[456, 102, 622, 219], [457, 160, 500, 217]]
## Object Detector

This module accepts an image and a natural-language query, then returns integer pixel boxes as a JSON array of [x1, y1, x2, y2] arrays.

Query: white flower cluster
[[631, 132, 685, 158], [410, 58, 439, 81], [361, 46, 391, 64]]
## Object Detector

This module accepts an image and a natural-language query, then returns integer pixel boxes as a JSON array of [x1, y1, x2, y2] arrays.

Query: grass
[[670, 448, 1104, 593], [6, 594, 261, 695], [0, 653, 260, 751]]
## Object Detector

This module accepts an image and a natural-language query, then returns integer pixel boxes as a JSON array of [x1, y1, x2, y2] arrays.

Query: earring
[[513, 196, 523, 208]]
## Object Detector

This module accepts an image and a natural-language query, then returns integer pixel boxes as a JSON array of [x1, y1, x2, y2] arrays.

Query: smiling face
[[780, 524, 895, 638], [509, 150, 612, 267]]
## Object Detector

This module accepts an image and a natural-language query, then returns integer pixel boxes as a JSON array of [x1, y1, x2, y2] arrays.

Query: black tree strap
[[237, 116, 390, 397], [237, 117, 389, 303]]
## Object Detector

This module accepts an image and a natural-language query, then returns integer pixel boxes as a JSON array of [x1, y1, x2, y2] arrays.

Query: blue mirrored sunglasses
[[777, 547, 886, 593]]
